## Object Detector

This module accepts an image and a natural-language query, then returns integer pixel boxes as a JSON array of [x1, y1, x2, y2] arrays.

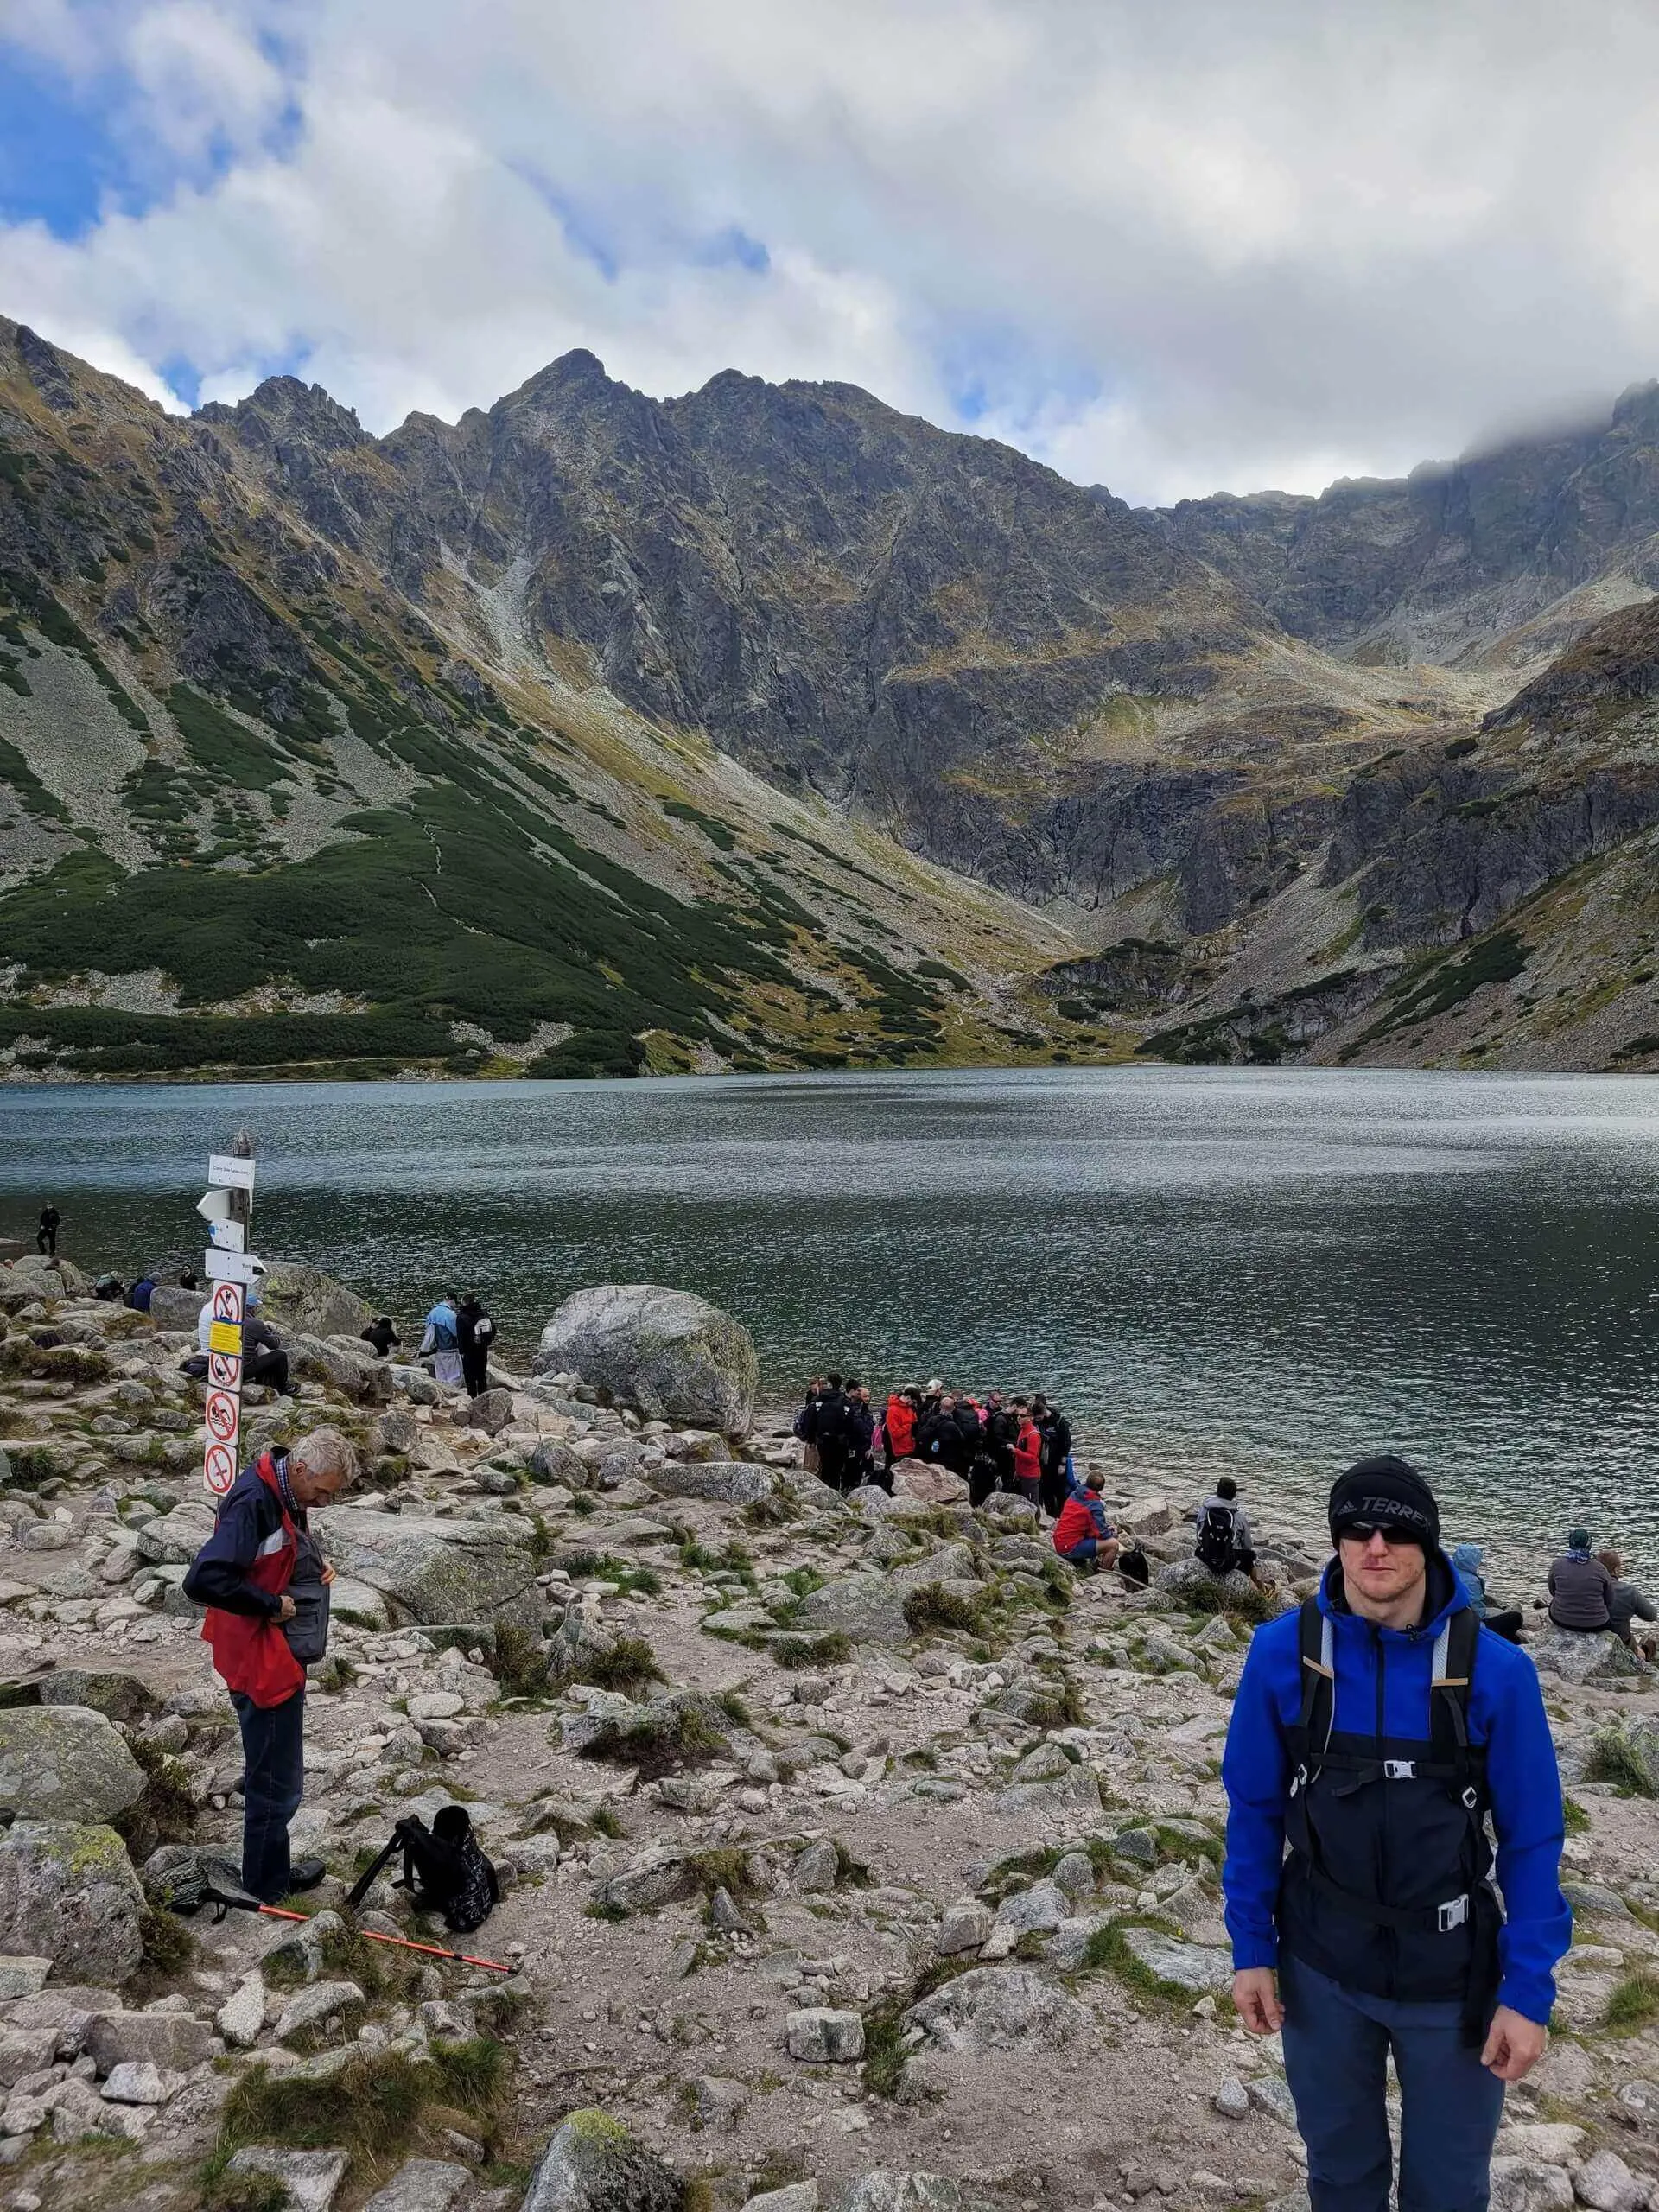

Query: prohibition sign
[[213, 1281, 243, 1323], [208, 1350, 242, 1389], [205, 1389, 239, 1444], [204, 1442, 238, 1496]]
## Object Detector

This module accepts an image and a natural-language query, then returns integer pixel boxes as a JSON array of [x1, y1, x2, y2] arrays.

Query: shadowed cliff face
[[1155, 383, 1659, 667], [10, 310, 1659, 1080]]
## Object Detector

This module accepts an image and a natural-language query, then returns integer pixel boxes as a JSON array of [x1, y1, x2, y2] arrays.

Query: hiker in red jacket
[[1011, 1401, 1045, 1506], [1054, 1466, 1120, 1572], [884, 1388, 918, 1470]]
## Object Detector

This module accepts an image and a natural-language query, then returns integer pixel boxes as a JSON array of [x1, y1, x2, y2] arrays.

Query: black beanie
[[1328, 1455, 1440, 1551]]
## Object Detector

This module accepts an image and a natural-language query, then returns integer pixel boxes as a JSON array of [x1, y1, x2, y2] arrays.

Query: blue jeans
[[1280, 1952, 1506, 2212], [1059, 1537, 1098, 1566], [232, 1688, 305, 1901]]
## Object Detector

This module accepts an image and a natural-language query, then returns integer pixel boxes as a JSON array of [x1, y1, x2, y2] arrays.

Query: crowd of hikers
[[791, 1375, 1659, 1659]]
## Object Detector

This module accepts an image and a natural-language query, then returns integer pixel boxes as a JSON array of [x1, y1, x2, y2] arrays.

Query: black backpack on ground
[[1196, 1503, 1242, 1575], [348, 1807, 499, 1933]]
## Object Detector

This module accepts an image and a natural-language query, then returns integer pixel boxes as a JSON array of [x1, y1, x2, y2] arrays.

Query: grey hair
[[289, 1427, 359, 1485]]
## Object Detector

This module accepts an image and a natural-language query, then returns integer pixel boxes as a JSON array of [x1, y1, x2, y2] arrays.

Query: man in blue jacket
[[1223, 1456, 1569, 2212]]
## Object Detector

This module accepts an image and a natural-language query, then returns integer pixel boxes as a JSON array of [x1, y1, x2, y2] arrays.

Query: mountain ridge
[[5, 312, 1659, 1077]]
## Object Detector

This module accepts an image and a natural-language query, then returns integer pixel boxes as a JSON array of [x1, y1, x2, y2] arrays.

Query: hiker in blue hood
[[1223, 1455, 1569, 2212]]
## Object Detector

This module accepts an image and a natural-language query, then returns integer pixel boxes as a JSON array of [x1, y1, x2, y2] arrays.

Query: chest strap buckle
[[1383, 1758, 1416, 1780], [1437, 1893, 1469, 1933]]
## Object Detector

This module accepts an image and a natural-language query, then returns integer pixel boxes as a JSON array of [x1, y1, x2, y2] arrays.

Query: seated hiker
[[125, 1271, 157, 1313], [198, 1282, 296, 1398], [1451, 1541, 1524, 1643], [1548, 1527, 1614, 1631], [1195, 1477, 1255, 1579], [360, 1315, 400, 1359], [1052, 1465, 1120, 1573], [1599, 1549, 1659, 1661]]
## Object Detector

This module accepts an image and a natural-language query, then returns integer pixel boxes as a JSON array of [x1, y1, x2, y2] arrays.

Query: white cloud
[[6, 0, 1659, 502]]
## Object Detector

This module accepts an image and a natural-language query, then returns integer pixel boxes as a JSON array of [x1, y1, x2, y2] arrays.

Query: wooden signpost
[[199, 1133, 257, 1500]]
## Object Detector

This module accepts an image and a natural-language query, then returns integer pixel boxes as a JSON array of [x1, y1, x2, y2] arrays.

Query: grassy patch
[[1562, 1796, 1591, 1836], [485, 1620, 551, 1698], [564, 1632, 664, 1697], [1582, 1726, 1656, 1796], [1077, 1918, 1197, 2012], [577, 1701, 730, 1779], [1606, 1970, 1659, 2033], [903, 1582, 985, 1635], [861, 1958, 972, 2098], [207, 2038, 506, 2189], [772, 1632, 853, 1669]]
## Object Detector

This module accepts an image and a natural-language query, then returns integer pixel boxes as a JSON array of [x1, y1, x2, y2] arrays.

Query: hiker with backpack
[[183, 1427, 360, 1904], [1195, 1477, 1255, 1579], [1223, 1455, 1569, 2212]]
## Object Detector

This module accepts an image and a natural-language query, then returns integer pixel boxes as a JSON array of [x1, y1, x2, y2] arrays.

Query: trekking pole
[[250, 1900, 515, 1973], [168, 1873, 515, 1973]]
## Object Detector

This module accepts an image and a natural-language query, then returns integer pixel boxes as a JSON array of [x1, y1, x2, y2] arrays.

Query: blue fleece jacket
[[1221, 1556, 1571, 2025]]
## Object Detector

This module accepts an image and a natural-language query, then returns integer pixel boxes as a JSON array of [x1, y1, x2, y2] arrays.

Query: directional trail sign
[[200, 1142, 254, 1498]]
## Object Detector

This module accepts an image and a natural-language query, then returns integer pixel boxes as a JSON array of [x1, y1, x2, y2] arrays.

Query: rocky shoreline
[[0, 1251, 1655, 2212]]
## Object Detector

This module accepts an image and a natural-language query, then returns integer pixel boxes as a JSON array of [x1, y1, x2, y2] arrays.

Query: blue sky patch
[[0, 44, 119, 240]]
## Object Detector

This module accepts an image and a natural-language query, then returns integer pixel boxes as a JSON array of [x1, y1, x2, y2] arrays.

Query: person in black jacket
[[842, 1380, 876, 1492], [35, 1204, 59, 1257], [950, 1392, 982, 1472], [1036, 1398, 1072, 1520], [457, 1295, 494, 1398], [814, 1374, 851, 1491], [983, 1394, 1017, 1484], [360, 1316, 400, 1359]]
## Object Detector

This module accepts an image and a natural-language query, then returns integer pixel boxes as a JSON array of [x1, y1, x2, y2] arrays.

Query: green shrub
[[565, 1632, 664, 1697], [903, 1583, 984, 1635], [1607, 1970, 1659, 2032], [1582, 1726, 1656, 1796]]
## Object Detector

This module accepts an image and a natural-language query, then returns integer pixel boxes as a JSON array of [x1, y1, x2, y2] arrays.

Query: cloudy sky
[[3, 0, 1658, 505]]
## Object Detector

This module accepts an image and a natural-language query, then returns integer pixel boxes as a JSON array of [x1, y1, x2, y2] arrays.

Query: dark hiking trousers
[[35, 1230, 54, 1256], [462, 1351, 489, 1398], [1279, 1952, 1505, 2212], [232, 1687, 305, 1902]]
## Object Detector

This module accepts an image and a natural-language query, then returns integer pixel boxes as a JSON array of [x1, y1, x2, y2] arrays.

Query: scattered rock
[[936, 1898, 994, 1956], [0, 1821, 144, 1985], [228, 2147, 351, 2212], [1573, 2152, 1649, 2212], [0, 1705, 146, 1823], [786, 2007, 865, 2063], [273, 1980, 365, 2043], [1531, 1630, 1643, 1684], [889, 1460, 969, 1506], [520, 2107, 683, 2212], [321, 1507, 543, 1629], [1490, 2162, 1576, 2212], [359, 2162, 472, 2212], [904, 1964, 1090, 2053], [86, 2010, 218, 2074], [1118, 1926, 1235, 1993]]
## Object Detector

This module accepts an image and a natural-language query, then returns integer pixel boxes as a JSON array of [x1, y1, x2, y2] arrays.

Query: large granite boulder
[[521, 2107, 683, 2212], [830, 2180, 999, 2212], [795, 1573, 910, 1648], [533, 1285, 758, 1435], [288, 1334, 393, 1405], [257, 1263, 375, 1343], [0, 1821, 145, 1984], [0, 1257, 89, 1306], [0, 1707, 146, 1823], [321, 1507, 543, 1629], [1531, 1628, 1643, 1684]]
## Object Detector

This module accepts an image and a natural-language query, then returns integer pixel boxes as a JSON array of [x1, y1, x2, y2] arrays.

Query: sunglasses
[[1341, 1521, 1419, 1547]]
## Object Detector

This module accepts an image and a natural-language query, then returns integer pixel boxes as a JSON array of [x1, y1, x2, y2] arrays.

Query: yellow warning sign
[[208, 1320, 243, 1355]]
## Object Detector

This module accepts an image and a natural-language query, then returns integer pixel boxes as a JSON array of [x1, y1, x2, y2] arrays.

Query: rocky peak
[[198, 375, 367, 453]]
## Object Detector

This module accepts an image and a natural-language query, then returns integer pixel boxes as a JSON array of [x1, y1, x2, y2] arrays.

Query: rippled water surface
[[3, 1068, 1659, 1575]]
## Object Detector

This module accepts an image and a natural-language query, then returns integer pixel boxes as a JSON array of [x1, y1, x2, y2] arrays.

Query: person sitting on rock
[[360, 1315, 400, 1359], [1598, 1549, 1658, 1661], [198, 1281, 296, 1398], [1547, 1527, 1614, 1631], [1052, 1465, 1120, 1573], [1195, 1477, 1255, 1580], [124, 1270, 157, 1313], [1451, 1542, 1524, 1643]]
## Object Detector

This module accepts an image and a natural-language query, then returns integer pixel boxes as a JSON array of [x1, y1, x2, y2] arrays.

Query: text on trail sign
[[207, 1154, 257, 1191]]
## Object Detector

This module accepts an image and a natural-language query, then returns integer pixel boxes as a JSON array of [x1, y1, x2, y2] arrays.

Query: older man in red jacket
[[184, 1428, 358, 1900]]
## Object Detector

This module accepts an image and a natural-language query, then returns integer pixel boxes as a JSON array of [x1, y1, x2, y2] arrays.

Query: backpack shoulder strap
[[1428, 1606, 1482, 1799], [1292, 1596, 1335, 1769]]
